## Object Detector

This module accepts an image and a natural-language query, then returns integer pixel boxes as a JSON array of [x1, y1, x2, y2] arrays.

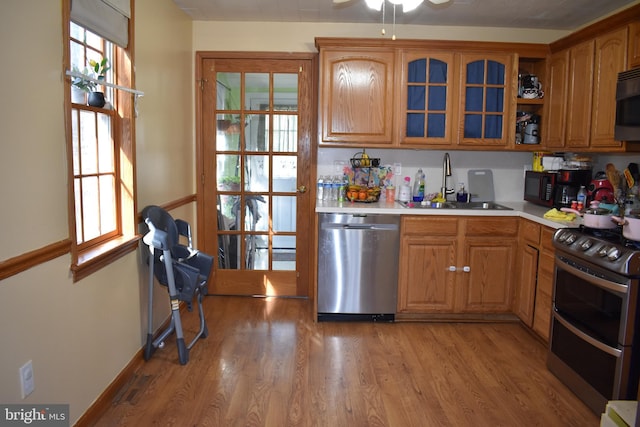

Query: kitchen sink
[[400, 201, 513, 210]]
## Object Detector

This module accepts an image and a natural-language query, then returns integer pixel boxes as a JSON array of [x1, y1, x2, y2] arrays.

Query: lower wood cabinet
[[513, 219, 556, 342], [397, 216, 517, 316], [532, 227, 556, 341]]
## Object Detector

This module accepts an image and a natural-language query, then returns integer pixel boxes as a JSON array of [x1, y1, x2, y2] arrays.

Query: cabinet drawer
[[521, 220, 541, 245], [464, 218, 518, 237], [402, 216, 458, 235]]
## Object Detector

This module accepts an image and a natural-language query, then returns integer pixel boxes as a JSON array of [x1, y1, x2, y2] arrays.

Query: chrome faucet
[[441, 152, 455, 200]]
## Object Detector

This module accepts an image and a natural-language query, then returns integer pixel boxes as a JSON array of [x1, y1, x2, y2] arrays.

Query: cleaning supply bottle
[[412, 169, 425, 202], [399, 176, 412, 202]]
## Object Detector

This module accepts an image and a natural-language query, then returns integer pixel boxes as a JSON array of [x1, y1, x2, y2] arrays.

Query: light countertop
[[316, 200, 582, 229]]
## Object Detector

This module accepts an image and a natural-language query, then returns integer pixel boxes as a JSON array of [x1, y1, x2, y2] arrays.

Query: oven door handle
[[553, 312, 622, 358], [556, 257, 629, 295]]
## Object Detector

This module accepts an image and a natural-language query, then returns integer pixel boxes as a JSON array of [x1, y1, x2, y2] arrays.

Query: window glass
[[408, 59, 426, 83]]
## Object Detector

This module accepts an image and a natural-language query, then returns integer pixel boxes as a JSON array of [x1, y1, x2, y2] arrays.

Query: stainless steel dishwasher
[[317, 213, 400, 321]]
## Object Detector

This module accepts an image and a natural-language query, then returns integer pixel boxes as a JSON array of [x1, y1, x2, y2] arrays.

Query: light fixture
[[365, 0, 423, 12]]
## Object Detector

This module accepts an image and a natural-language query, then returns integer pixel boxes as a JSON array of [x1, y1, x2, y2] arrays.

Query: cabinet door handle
[[462, 266, 471, 272], [448, 266, 457, 272]]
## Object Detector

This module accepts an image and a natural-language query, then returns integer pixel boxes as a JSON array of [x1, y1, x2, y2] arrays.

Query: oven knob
[[580, 239, 593, 251], [565, 234, 577, 245], [607, 247, 622, 261]]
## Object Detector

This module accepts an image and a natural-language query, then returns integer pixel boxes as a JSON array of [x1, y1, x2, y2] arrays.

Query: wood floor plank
[[92, 296, 600, 427]]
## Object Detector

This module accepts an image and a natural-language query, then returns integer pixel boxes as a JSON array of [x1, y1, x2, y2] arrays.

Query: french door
[[198, 54, 315, 297]]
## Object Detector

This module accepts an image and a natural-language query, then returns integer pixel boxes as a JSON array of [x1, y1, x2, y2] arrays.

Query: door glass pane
[[246, 73, 269, 111], [218, 194, 239, 227], [273, 156, 297, 191], [273, 115, 298, 152], [216, 154, 241, 191], [246, 235, 268, 270], [217, 73, 240, 110], [273, 235, 295, 271], [216, 114, 242, 151], [245, 195, 268, 232], [273, 196, 296, 232], [245, 114, 268, 151], [245, 155, 269, 191], [274, 73, 298, 111]]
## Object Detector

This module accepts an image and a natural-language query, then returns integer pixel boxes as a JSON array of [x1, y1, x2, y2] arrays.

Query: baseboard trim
[[73, 347, 145, 427], [74, 312, 174, 426]]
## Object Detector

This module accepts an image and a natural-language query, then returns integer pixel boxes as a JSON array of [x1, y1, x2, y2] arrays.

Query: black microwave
[[615, 68, 640, 141], [524, 171, 556, 207]]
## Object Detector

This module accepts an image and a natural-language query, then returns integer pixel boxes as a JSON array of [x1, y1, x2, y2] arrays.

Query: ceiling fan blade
[[428, 0, 451, 4]]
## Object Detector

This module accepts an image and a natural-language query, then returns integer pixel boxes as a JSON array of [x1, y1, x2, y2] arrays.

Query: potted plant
[[220, 175, 241, 191], [71, 58, 110, 108]]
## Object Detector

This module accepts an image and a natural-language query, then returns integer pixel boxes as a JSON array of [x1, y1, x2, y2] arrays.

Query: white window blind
[[71, 0, 130, 48]]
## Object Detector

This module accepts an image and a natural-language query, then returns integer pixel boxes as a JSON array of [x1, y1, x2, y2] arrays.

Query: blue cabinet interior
[[406, 58, 448, 138], [406, 57, 507, 141], [464, 59, 505, 139]]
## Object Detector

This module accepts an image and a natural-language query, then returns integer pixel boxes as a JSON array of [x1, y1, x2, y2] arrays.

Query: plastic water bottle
[[577, 185, 587, 207], [322, 176, 331, 201], [412, 169, 425, 202], [317, 176, 324, 201], [331, 176, 341, 201]]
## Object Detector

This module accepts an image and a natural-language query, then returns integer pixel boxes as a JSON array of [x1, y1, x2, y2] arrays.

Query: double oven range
[[549, 226, 640, 414]]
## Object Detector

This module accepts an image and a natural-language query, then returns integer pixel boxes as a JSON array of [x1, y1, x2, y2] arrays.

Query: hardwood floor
[[93, 296, 599, 426]]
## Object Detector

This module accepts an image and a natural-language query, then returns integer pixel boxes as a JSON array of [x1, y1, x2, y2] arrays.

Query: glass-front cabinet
[[399, 51, 454, 146], [458, 53, 515, 147]]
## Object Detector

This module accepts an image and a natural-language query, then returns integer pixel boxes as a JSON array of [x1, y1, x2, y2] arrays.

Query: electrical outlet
[[20, 360, 34, 398], [333, 160, 345, 173], [393, 163, 402, 175]]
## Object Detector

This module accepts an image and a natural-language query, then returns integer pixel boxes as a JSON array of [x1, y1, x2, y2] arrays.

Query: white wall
[[193, 22, 570, 53], [0, 0, 194, 424]]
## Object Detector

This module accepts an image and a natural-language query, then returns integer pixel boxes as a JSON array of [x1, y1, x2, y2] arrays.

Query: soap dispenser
[[456, 183, 469, 203]]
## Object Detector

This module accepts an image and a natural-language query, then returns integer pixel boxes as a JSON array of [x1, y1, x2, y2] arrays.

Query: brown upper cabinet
[[318, 47, 395, 145], [316, 10, 637, 151], [545, 27, 628, 151], [316, 38, 547, 149], [457, 53, 516, 148], [397, 50, 456, 147], [629, 22, 640, 68], [543, 50, 569, 149]]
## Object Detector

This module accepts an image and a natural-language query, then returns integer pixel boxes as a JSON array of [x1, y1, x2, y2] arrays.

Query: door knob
[[297, 185, 307, 193]]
